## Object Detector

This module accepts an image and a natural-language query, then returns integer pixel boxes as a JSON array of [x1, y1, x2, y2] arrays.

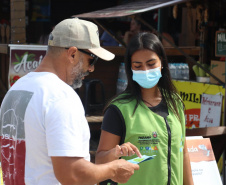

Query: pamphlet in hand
[[127, 155, 156, 164]]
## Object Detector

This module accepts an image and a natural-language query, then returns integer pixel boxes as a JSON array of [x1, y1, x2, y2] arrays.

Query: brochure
[[127, 155, 156, 164], [186, 138, 222, 185]]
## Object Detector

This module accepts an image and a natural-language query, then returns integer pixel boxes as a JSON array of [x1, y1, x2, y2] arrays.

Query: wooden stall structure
[[73, 0, 224, 85], [72, 0, 225, 121], [0, 0, 26, 103], [73, 0, 202, 107], [0, 0, 225, 182], [73, 1, 226, 182]]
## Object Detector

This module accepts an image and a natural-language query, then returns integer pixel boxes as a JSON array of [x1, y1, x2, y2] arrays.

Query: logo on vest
[[138, 136, 152, 140], [140, 146, 158, 151], [138, 132, 160, 145], [152, 132, 157, 138]]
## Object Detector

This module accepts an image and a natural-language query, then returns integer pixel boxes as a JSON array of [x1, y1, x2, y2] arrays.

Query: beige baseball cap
[[48, 18, 115, 61]]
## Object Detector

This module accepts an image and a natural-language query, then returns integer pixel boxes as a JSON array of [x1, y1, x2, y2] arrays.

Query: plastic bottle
[[168, 63, 172, 78], [174, 63, 178, 79], [181, 63, 186, 80], [185, 63, 189, 80], [179, 63, 183, 80], [171, 63, 176, 79], [116, 63, 128, 94]]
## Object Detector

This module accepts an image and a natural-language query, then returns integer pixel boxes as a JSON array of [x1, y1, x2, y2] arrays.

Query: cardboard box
[[210, 60, 225, 84]]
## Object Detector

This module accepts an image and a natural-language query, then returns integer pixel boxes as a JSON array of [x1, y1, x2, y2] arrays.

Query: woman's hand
[[96, 131, 142, 164], [115, 142, 142, 158]]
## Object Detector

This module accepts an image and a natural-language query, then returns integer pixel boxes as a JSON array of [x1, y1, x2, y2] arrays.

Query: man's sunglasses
[[78, 49, 98, 66], [65, 48, 98, 66]]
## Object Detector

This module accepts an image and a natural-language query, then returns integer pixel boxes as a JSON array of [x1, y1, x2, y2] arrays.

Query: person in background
[[96, 32, 194, 185], [100, 30, 119, 46], [0, 18, 139, 185], [161, 32, 175, 47], [38, 22, 55, 45], [123, 18, 141, 45]]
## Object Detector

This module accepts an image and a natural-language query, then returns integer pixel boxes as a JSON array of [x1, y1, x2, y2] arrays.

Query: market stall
[[0, 0, 225, 183], [72, 0, 226, 122], [72, 0, 226, 183]]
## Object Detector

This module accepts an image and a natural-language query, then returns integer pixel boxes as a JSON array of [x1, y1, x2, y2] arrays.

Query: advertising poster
[[173, 80, 225, 128], [199, 94, 223, 127], [31, 0, 51, 22], [9, 44, 47, 88], [186, 138, 222, 185]]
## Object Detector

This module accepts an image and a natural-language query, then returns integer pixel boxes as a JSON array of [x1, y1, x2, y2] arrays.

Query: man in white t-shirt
[[0, 18, 140, 185]]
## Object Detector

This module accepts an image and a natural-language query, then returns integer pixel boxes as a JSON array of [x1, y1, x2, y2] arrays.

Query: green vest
[[113, 98, 185, 185]]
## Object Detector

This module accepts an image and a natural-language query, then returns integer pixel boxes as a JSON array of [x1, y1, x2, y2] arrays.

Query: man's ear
[[66, 47, 78, 63]]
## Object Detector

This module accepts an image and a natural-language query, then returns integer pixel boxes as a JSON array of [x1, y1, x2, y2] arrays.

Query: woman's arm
[[95, 130, 141, 164], [96, 130, 121, 164], [183, 139, 194, 185]]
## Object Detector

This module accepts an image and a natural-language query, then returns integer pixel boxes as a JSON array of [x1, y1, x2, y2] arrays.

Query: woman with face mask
[[95, 32, 194, 185]]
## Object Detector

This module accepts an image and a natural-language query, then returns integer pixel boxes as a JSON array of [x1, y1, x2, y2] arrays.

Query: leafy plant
[[12, 52, 36, 65], [192, 61, 210, 77]]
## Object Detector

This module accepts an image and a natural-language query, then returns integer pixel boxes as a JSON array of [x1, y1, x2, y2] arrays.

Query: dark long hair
[[105, 32, 184, 120]]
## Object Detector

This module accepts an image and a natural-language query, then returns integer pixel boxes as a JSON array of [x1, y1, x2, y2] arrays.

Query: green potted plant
[[192, 61, 210, 83]]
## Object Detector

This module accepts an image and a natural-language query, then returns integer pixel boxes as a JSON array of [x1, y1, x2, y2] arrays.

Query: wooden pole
[[10, 0, 26, 44], [224, 57, 226, 185]]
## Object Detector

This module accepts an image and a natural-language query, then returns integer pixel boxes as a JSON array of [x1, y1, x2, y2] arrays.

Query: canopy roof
[[72, 0, 224, 85], [73, 0, 191, 18]]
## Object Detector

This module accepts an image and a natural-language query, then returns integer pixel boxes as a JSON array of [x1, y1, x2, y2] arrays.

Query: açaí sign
[[9, 45, 47, 88]]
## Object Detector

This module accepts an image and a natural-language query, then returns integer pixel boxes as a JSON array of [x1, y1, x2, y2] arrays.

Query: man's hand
[[115, 142, 142, 158], [111, 159, 139, 184]]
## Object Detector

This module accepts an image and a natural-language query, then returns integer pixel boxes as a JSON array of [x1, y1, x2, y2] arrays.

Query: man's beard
[[71, 56, 89, 89]]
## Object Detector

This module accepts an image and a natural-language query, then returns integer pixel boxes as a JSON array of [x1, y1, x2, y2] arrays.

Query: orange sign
[[186, 138, 215, 162]]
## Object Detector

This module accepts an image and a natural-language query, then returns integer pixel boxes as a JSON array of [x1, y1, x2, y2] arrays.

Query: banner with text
[[186, 138, 222, 185], [9, 44, 47, 88], [173, 80, 225, 128], [199, 94, 223, 127]]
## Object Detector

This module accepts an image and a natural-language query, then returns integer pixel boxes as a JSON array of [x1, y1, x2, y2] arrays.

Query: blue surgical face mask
[[132, 66, 162, 89]]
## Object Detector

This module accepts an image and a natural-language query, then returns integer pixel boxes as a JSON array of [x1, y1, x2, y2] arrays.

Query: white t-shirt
[[10, 72, 90, 184]]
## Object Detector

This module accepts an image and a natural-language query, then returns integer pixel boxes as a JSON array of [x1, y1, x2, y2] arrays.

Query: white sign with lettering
[[199, 93, 223, 127]]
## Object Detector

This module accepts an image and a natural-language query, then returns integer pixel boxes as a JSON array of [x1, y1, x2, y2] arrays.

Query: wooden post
[[10, 0, 26, 44], [224, 58, 226, 185]]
